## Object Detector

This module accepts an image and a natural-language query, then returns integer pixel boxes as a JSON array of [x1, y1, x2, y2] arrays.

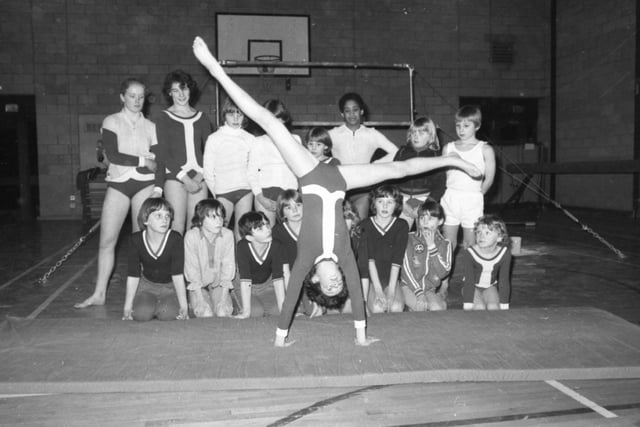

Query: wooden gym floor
[[0, 205, 639, 426]]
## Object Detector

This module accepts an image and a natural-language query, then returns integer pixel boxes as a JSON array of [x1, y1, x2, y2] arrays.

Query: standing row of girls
[[73, 70, 314, 308]]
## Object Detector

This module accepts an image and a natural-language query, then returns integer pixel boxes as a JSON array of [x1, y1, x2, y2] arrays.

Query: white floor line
[[545, 379, 618, 418], [27, 254, 98, 320], [0, 244, 73, 292], [0, 394, 53, 399]]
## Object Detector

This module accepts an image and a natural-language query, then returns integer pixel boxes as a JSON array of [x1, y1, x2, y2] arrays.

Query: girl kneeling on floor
[[123, 197, 189, 321]]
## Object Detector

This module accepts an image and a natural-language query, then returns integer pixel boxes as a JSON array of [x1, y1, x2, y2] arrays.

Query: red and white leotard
[[276, 162, 366, 335]]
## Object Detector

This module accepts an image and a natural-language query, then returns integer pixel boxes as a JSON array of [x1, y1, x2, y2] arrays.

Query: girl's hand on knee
[[374, 292, 387, 312]]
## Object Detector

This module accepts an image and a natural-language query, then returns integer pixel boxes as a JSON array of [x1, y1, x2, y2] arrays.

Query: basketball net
[[255, 55, 280, 91]]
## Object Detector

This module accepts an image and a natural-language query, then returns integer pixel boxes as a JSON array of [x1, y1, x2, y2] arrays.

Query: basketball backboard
[[216, 13, 310, 76]]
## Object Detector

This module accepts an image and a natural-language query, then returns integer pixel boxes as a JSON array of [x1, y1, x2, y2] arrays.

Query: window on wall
[[459, 97, 538, 145]]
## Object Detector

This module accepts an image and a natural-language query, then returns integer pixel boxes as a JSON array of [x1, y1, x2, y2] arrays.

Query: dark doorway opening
[[459, 97, 538, 145], [0, 95, 39, 220]]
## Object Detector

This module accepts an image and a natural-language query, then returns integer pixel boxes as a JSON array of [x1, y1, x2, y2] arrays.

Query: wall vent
[[490, 39, 514, 64]]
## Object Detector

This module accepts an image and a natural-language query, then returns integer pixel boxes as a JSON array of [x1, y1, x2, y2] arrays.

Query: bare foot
[[74, 294, 105, 309], [192, 37, 220, 72]]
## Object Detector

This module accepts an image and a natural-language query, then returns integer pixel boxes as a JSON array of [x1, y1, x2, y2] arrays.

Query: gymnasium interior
[[1, 1, 639, 425]]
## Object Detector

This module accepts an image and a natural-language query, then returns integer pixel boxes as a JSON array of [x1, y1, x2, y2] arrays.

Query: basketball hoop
[[255, 54, 281, 75]]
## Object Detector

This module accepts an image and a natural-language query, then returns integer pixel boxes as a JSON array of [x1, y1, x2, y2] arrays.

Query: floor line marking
[[0, 244, 73, 292], [27, 254, 98, 319], [545, 379, 617, 418], [267, 385, 389, 427], [0, 394, 53, 399]]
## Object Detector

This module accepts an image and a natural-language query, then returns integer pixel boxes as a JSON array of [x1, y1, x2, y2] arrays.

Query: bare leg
[[255, 197, 277, 227], [443, 224, 460, 252], [461, 227, 476, 250], [192, 38, 481, 218], [483, 287, 500, 310], [164, 180, 188, 234], [473, 288, 487, 310], [399, 212, 415, 231], [233, 192, 254, 240], [425, 292, 447, 311], [130, 185, 154, 232], [399, 194, 420, 230], [74, 188, 130, 308], [388, 291, 405, 313], [401, 286, 420, 311], [367, 286, 385, 314], [339, 156, 482, 192], [349, 193, 371, 225], [193, 37, 317, 178], [187, 185, 208, 230], [217, 197, 235, 234], [440, 224, 460, 301]]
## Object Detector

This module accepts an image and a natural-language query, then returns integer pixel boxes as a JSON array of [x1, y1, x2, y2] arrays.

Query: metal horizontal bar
[[221, 60, 412, 70], [292, 121, 412, 128], [506, 160, 640, 174]]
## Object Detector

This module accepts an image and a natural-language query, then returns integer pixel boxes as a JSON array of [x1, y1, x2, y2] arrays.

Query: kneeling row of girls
[[124, 188, 511, 322]]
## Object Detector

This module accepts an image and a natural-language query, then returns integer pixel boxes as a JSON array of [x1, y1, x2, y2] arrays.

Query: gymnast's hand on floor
[[274, 335, 296, 347], [122, 308, 133, 321], [355, 336, 381, 346], [308, 302, 325, 318]]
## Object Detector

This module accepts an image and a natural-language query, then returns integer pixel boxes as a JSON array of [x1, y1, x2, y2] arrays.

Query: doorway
[[0, 95, 38, 220]]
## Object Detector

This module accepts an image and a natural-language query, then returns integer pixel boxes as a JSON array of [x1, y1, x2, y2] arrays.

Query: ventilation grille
[[490, 40, 514, 64], [490, 38, 514, 64]]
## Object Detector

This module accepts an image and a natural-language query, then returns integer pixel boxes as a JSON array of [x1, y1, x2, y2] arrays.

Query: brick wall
[[2, 0, 550, 218], [556, 0, 636, 211]]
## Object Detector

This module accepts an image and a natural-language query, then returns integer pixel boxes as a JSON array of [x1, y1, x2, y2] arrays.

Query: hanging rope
[[434, 124, 628, 259], [36, 220, 101, 285], [495, 147, 627, 259]]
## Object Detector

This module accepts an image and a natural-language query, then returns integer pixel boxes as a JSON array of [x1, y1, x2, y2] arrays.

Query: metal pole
[[216, 60, 416, 129], [17, 118, 33, 220], [220, 60, 412, 70], [408, 66, 415, 123]]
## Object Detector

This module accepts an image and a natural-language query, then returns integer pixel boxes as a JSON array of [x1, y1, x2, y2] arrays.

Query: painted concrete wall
[[3, 0, 555, 218], [555, 0, 636, 211]]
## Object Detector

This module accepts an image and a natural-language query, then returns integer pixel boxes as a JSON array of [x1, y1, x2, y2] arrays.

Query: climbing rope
[[36, 220, 101, 285], [496, 147, 627, 259]]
